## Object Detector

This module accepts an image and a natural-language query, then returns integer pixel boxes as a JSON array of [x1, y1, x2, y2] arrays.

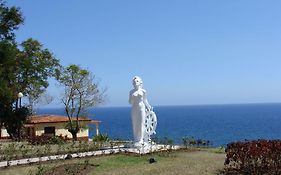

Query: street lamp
[[17, 92, 23, 108], [17, 92, 24, 141]]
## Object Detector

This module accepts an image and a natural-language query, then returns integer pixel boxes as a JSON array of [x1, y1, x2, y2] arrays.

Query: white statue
[[129, 76, 157, 147]]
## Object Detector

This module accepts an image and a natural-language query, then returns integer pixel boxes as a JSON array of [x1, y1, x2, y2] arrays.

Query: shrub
[[92, 133, 109, 142], [224, 140, 281, 174], [27, 135, 66, 145], [159, 137, 174, 146], [49, 135, 66, 145], [182, 136, 210, 148]]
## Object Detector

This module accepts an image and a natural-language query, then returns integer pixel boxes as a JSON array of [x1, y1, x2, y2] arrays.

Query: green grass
[[0, 149, 225, 175]]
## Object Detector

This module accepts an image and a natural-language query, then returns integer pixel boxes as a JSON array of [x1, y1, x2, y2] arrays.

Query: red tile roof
[[27, 115, 100, 124]]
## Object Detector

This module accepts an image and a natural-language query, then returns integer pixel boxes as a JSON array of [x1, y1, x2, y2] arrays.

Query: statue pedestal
[[133, 141, 149, 148], [124, 144, 180, 154], [124, 141, 159, 154]]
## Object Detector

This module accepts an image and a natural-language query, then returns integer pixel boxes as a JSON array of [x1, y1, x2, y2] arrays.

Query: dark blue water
[[36, 103, 281, 147]]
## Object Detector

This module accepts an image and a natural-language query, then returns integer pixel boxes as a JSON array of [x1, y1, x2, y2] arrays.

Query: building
[[0, 115, 101, 140]]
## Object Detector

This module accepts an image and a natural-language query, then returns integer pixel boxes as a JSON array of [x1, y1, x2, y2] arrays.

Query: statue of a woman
[[129, 76, 152, 147]]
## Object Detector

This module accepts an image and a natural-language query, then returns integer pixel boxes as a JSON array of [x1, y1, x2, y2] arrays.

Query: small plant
[[35, 148, 44, 161], [158, 137, 174, 150], [182, 136, 210, 148], [57, 143, 62, 154], [83, 159, 90, 169], [89, 141, 99, 151], [5, 143, 17, 160], [151, 136, 159, 144], [79, 141, 89, 152], [92, 133, 109, 142], [92, 133, 109, 150], [35, 164, 45, 175], [21, 145, 29, 158], [43, 144, 52, 160]]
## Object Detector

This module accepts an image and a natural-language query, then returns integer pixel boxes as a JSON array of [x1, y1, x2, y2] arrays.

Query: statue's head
[[132, 76, 142, 89]]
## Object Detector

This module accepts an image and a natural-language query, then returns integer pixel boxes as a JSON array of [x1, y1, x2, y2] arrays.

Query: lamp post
[[17, 92, 23, 108], [16, 92, 24, 141]]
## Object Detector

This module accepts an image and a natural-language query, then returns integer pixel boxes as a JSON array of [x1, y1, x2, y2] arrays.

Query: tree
[[0, 1, 25, 139], [0, 0, 23, 116], [57, 64, 106, 140], [0, 0, 24, 41], [17, 38, 60, 112], [0, 1, 61, 139]]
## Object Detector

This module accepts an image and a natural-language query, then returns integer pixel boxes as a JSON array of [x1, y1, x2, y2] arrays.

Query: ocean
[[36, 103, 281, 147]]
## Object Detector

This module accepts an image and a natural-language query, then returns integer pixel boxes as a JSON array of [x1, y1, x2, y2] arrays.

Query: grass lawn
[[0, 149, 225, 175]]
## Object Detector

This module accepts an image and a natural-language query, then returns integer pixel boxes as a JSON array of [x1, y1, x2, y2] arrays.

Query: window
[[44, 127, 55, 136]]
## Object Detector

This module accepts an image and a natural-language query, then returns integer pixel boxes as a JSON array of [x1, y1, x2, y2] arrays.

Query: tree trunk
[[72, 132, 77, 141], [68, 129, 78, 141]]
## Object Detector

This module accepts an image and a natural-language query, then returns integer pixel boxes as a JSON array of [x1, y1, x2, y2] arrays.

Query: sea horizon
[[37, 101, 281, 110], [36, 103, 281, 147]]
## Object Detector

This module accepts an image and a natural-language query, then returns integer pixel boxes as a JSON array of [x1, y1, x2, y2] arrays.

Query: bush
[[27, 135, 66, 145], [92, 133, 109, 142], [224, 140, 281, 174], [159, 137, 174, 146], [182, 136, 210, 148]]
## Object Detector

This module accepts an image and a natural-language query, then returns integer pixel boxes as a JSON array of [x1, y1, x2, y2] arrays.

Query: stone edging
[[0, 144, 181, 168]]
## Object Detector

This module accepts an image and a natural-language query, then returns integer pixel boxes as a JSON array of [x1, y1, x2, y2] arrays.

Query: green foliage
[[154, 136, 174, 146], [27, 135, 66, 145], [19, 38, 60, 112], [0, 0, 24, 41], [92, 133, 109, 142], [57, 64, 105, 118], [56, 64, 106, 140], [35, 164, 45, 175], [65, 120, 79, 131], [0, 1, 61, 139], [182, 136, 211, 148], [4, 107, 30, 139], [0, 41, 19, 111]]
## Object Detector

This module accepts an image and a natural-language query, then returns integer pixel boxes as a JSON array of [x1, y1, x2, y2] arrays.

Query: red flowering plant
[[224, 140, 281, 174]]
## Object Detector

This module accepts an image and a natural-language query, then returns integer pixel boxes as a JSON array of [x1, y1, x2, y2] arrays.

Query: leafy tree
[[0, 1, 60, 139], [57, 64, 106, 140], [0, 1, 24, 138], [0, 0, 22, 115], [0, 0, 24, 41], [6, 107, 30, 139], [17, 38, 60, 112]]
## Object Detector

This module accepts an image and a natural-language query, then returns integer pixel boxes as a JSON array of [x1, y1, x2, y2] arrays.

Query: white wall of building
[[34, 122, 89, 139], [0, 128, 9, 138]]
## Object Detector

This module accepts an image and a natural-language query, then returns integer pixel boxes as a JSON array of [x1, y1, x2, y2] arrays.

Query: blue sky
[[7, 0, 281, 107]]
